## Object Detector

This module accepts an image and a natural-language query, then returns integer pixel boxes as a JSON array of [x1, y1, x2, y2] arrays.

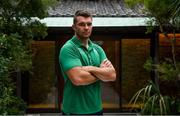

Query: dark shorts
[[62, 110, 103, 115]]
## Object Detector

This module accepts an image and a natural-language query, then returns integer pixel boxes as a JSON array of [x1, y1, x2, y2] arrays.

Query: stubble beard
[[76, 32, 91, 40]]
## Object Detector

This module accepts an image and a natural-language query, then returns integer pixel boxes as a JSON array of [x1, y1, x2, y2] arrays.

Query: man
[[59, 10, 116, 115]]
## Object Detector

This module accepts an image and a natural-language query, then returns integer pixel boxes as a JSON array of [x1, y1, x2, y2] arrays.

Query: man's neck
[[76, 35, 89, 48]]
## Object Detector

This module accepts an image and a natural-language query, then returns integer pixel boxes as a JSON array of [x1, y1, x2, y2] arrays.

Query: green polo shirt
[[59, 36, 107, 114]]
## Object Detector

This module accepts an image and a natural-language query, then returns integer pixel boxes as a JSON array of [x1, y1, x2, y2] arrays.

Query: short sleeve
[[59, 43, 82, 72], [95, 45, 107, 63]]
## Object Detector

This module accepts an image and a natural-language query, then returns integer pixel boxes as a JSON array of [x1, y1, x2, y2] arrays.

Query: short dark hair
[[73, 10, 92, 24]]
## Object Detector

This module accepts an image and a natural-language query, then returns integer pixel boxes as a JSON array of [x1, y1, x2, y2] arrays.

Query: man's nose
[[84, 24, 89, 29]]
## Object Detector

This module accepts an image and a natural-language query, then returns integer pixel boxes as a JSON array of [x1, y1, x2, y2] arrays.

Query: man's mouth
[[83, 32, 90, 35]]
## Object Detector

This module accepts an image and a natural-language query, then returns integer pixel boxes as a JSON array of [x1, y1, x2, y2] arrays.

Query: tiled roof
[[48, 0, 146, 17]]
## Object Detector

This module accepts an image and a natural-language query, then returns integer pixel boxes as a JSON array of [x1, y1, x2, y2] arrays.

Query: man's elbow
[[108, 68, 116, 81], [71, 78, 84, 86], [103, 72, 116, 82], [110, 72, 116, 81]]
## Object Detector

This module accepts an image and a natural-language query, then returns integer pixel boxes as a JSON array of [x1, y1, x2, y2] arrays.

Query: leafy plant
[[0, 0, 53, 114], [0, 86, 26, 115], [144, 58, 180, 81], [129, 81, 172, 115], [129, 79, 180, 115], [126, 0, 180, 115], [42, 0, 58, 9], [129, 58, 180, 115]]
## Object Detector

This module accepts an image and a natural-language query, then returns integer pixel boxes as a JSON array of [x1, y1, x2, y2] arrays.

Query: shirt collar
[[71, 36, 93, 51]]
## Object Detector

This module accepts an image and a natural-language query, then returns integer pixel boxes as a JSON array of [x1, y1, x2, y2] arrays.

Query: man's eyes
[[78, 23, 92, 26]]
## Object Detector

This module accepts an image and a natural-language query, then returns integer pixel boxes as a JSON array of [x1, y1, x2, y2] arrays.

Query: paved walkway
[[27, 113, 138, 116]]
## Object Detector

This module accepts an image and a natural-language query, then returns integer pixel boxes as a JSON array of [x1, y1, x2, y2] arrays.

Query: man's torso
[[59, 36, 106, 114]]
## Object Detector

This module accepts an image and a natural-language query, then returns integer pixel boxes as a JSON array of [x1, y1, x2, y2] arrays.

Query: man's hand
[[82, 59, 116, 82], [100, 59, 113, 68]]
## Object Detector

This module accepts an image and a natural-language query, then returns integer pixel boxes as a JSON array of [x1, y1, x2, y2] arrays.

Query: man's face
[[73, 16, 92, 39]]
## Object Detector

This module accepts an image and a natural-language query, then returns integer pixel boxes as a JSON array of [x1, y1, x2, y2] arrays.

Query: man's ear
[[72, 24, 75, 31]]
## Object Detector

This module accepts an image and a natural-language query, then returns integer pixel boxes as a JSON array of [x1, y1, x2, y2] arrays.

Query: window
[[121, 39, 150, 110], [28, 41, 58, 110], [94, 40, 120, 110], [159, 34, 180, 61]]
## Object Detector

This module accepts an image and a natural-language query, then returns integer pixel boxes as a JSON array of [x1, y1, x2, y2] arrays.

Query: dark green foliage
[[125, 0, 180, 32], [144, 58, 180, 81], [0, 0, 47, 19], [0, 85, 26, 115], [130, 79, 179, 115], [126, 0, 180, 115], [0, 0, 49, 114], [42, 0, 58, 9], [144, 0, 180, 34], [0, 34, 32, 71], [144, 0, 172, 21]]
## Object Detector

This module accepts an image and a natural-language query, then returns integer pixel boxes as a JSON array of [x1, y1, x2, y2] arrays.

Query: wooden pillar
[[150, 31, 159, 86], [55, 40, 64, 112], [119, 39, 122, 112]]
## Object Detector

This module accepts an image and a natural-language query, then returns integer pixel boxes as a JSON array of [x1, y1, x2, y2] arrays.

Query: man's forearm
[[77, 69, 99, 85], [66, 67, 99, 86], [82, 66, 116, 82]]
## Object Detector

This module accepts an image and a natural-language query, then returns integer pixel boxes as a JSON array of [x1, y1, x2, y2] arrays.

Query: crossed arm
[[66, 59, 116, 86]]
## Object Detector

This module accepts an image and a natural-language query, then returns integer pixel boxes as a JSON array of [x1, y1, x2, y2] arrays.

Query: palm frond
[[151, 95, 156, 114], [129, 87, 145, 108]]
